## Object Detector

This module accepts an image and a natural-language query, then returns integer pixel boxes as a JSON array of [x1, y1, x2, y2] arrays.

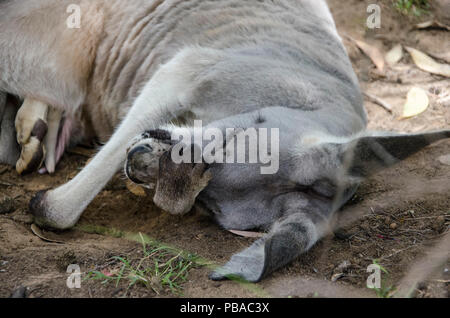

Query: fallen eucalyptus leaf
[[435, 20, 450, 31], [415, 20, 450, 31], [400, 87, 429, 119], [364, 92, 393, 113], [348, 37, 385, 72], [385, 44, 403, 66], [228, 230, 265, 238], [415, 20, 435, 29], [126, 180, 147, 197], [438, 154, 450, 166], [406, 47, 450, 77], [30, 224, 65, 244], [331, 273, 345, 282]]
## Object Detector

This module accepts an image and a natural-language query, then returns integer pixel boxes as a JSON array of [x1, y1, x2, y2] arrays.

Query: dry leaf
[[363, 92, 393, 113], [385, 44, 403, 66], [405, 47, 450, 77], [415, 20, 450, 31], [351, 38, 385, 72], [331, 273, 345, 282], [31, 224, 65, 244], [415, 20, 435, 29], [228, 230, 265, 238], [400, 87, 429, 119], [126, 180, 147, 197], [438, 154, 450, 166]]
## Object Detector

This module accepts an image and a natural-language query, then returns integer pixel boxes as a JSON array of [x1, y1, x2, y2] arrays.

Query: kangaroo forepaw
[[16, 118, 47, 174], [15, 99, 49, 174]]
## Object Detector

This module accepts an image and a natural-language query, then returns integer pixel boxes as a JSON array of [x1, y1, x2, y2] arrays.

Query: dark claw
[[31, 119, 48, 142], [20, 141, 45, 175], [29, 190, 50, 227], [17, 119, 48, 175]]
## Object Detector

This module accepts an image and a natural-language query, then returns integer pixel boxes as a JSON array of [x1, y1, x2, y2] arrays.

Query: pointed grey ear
[[210, 212, 320, 283], [342, 130, 450, 178], [209, 238, 267, 282], [209, 233, 300, 283]]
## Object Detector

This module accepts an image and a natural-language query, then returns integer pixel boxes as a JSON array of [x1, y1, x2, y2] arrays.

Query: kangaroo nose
[[126, 145, 153, 184]]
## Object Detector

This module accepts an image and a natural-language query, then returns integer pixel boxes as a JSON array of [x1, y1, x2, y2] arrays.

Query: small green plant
[[393, 0, 430, 16], [374, 281, 396, 298], [84, 233, 198, 296], [370, 259, 396, 298]]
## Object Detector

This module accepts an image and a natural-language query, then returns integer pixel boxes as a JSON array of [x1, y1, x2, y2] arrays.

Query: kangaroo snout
[[126, 144, 155, 185], [125, 134, 173, 186]]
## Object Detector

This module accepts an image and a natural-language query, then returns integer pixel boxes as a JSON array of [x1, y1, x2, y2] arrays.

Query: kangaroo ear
[[341, 130, 450, 178]]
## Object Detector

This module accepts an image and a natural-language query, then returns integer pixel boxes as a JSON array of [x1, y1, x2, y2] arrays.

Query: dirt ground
[[0, 0, 449, 298]]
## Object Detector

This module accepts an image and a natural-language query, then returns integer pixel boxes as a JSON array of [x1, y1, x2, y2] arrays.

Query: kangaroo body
[[0, 0, 448, 282]]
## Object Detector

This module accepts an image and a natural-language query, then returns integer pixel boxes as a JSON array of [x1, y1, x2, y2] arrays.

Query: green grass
[[393, 0, 430, 16], [77, 225, 271, 298], [84, 233, 199, 296], [374, 280, 396, 298], [370, 260, 396, 298]]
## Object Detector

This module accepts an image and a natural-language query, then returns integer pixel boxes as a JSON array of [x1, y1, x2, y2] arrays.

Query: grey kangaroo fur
[[0, 0, 448, 282]]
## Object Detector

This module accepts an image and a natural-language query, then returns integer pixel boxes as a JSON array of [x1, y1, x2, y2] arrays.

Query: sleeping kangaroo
[[0, 0, 448, 282]]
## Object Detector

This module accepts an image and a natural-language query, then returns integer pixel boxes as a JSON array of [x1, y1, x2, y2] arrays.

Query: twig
[[0, 180, 13, 187], [379, 245, 418, 261], [415, 20, 450, 32], [0, 166, 8, 175], [402, 215, 449, 221], [398, 229, 432, 234], [433, 279, 450, 284], [363, 92, 393, 113]]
